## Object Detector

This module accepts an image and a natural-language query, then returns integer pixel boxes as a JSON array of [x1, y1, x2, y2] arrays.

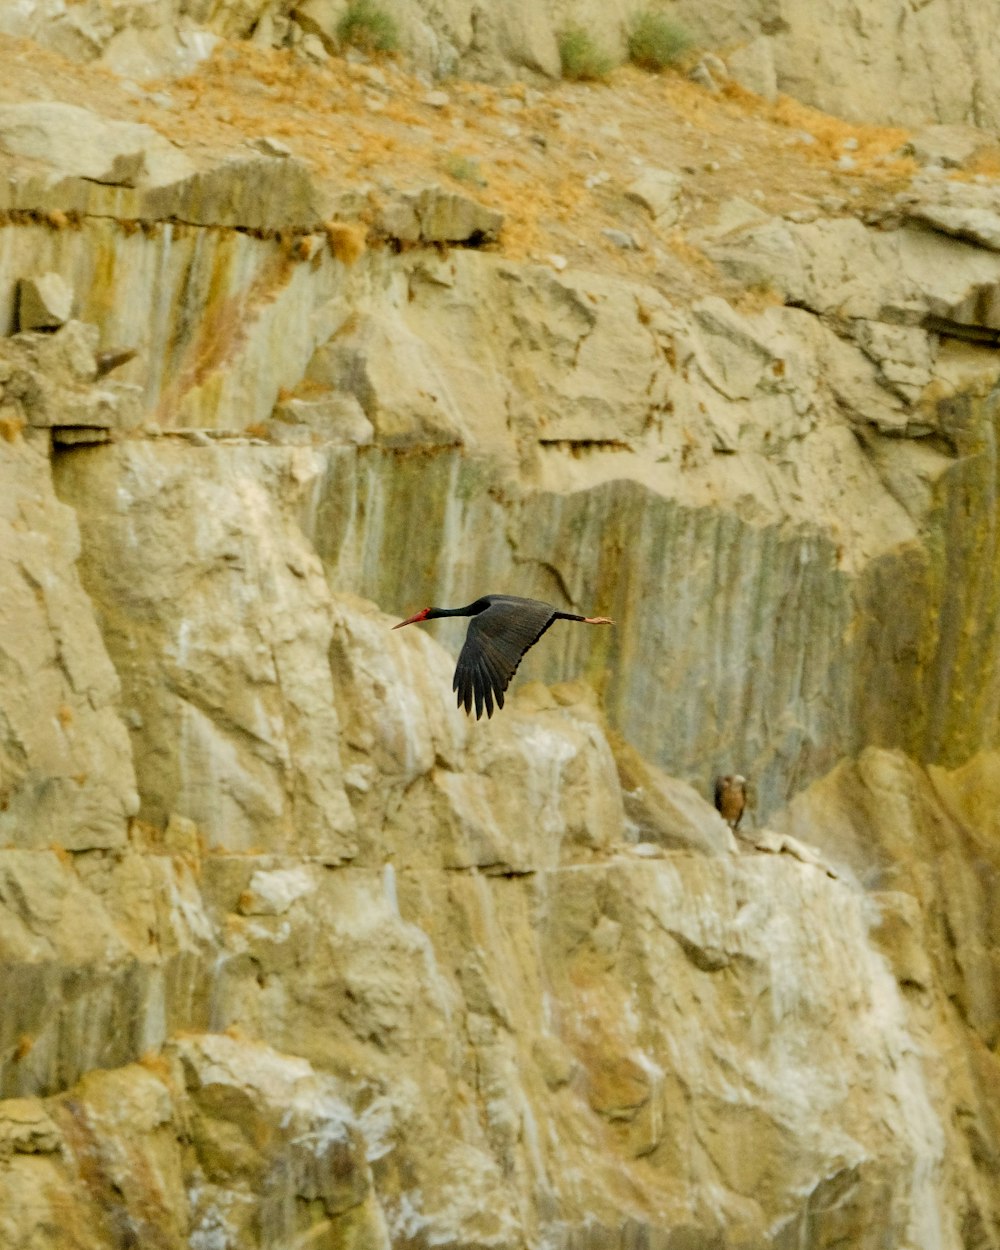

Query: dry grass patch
[[559, 26, 615, 81], [336, 1, 400, 54], [627, 12, 693, 71], [324, 220, 368, 264]]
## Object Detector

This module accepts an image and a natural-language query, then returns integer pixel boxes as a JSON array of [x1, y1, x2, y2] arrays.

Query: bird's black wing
[[713, 776, 727, 813], [453, 597, 557, 719]]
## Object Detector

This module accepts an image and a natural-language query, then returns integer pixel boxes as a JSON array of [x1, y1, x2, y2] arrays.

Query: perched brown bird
[[393, 594, 613, 720], [714, 774, 747, 830]]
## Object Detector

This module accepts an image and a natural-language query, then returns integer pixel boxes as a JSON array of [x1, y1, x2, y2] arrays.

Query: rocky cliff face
[[4, 0, 999, 129], [1, 4, 1000, 1248]]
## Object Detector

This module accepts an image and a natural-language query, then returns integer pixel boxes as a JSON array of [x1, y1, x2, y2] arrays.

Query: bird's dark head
[[393, 607, 432, 629]]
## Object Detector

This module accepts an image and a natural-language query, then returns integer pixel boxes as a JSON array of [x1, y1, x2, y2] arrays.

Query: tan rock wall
[[29, 405, 998, 1244], [4, 0, 999, 128], [1, 9, 1000, 1249], [2, 385, 998, 1248], [310, 447, 854, 815], [0, 434, 137, 850], [3, 842, 995, 1248], [54, 441, 357, 859]]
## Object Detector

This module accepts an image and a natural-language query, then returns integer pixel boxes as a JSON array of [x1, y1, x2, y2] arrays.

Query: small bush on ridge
[[558, 26, 615, 81], [337, 1, 400, 54], [627, 11, 692, 71]]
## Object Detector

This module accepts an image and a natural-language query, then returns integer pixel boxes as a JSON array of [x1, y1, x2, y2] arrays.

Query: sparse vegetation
[[336, 1, 400, 55], [558, 26, 615, 82], [627, 11, 693, 72], [324, 220, 367, 265], [443, 153, 484, 185]]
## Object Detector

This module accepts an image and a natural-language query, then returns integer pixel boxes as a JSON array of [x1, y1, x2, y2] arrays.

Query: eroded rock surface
[[4, 0, 1000, 130], [2, 6, 1000, 1250]]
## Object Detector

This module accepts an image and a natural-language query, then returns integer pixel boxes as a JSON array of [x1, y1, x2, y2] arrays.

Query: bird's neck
[[428, 599, 490, 620]]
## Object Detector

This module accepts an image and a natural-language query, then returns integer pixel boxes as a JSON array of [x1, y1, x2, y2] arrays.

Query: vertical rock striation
[[1, 8, 1000, 1248]]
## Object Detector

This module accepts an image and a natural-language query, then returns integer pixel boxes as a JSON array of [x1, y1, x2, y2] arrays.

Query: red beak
[[393, 608, 430, 629]]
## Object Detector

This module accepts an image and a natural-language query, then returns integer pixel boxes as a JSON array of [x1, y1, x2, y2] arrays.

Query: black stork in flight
[[393, 594, 613, 720]]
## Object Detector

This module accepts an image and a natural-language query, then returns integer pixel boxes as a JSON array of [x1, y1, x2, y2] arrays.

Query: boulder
[[896, 177, 1000, 253], [903, 124, 990, 169], [374, 184, 504, 245], [624, 169, 683, 227], [725, 35, 778, 100], [16, 272, 73, 331], [0, 101, 190, 186]]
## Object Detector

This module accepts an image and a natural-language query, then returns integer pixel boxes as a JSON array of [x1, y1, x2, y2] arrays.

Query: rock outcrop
[[3, 0, 999, 129], [2, 6, 1000, 1249]]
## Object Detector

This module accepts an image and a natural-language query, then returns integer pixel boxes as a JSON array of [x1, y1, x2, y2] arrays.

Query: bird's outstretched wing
[[453, 597, 557, 719]]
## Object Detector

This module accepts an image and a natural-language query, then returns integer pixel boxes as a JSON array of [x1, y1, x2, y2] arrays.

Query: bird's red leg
[[583, 616, 614, 624]]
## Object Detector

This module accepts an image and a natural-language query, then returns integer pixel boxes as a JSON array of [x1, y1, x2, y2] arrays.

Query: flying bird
[[714, 774, 747, 830], [393, 594, 613, 720]]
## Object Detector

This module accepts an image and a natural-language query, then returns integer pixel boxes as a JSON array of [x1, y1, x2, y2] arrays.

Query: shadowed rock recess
[[1, 2, 1000, 1248]]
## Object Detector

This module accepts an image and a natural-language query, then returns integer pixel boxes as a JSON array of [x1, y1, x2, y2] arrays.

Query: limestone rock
[[0, 1100, 60, 1156], [304, 312, 470, 446], [0, 433, 137, 852], [238, 865, 316, 915], [1, 6, 1000, 1246], [0, 1064, 189, 1247], [0, 322, 144, 435], [707, 212, 1000, 337], [0, 0, 114, 61], [903, 124, 991, 170], [0, 844, 219, 1095], [142, 154, 326, 230], [5, 0, 1000, 134], [0, 842, 969, 1250], [0, 1046, 374, 1249], [819, 322, 915, 435], [0, 101, 189, 186], [53, 441, 357, 859], [771, 747, 1000, 1054], [625, 169, 683, 226], [374, 184, 504, 245], [703, 0, 1000, 130], [871, 890, 935, 991], [270, 391, 375, 445], [725, 35, 778, 100], [99, 22, 221, 80], [896, 177, 1000, 253], [176, 1034, 383, 1247], [3, 413, 1000, 1247], [16, 272, 73, 331], [0, 111, 322, 232], [689, 295, 787, 401], [850, 320, 937, 406], [612, 733, 736, 854]]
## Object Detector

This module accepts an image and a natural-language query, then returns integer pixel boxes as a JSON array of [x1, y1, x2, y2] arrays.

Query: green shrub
[[627, 11, 692, 71], [558, 26, 615, 81], [336, 1, 400, 54], [443, 154, 483, 185]]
